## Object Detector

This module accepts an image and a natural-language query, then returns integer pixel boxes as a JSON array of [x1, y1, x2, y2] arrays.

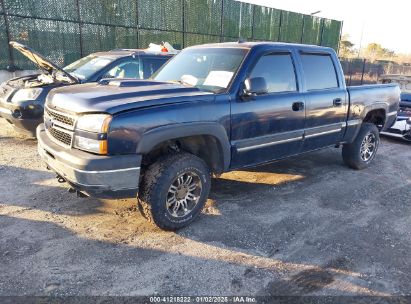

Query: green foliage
[[364, 43, 396, 62]]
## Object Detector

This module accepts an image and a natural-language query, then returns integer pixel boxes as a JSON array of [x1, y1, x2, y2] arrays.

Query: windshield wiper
[[165, 79, 192, 86]]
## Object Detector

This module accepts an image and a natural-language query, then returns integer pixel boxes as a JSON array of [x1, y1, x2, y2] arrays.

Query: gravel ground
[[0, 118, 410, 297]]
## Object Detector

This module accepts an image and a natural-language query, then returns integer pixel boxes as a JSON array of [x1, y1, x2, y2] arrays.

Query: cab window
[[300, 54, 339, 90], [104, 60, 140, 79], [250, 53, 297, 93]]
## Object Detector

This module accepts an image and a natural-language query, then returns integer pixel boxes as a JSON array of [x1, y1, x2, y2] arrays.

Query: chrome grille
[[47, 126, 73, 147], [45, 107, 75, 127]]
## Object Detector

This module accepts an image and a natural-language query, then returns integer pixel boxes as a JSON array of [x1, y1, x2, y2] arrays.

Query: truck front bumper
[[37, 124, 142, 198]]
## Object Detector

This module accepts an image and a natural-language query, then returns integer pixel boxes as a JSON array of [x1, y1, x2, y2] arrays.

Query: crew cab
[[37, 42, 400, 230], [0, 41, 175, 136]]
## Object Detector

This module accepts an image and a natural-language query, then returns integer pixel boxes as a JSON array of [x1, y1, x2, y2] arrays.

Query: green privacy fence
[[0, 0, 342, 70]]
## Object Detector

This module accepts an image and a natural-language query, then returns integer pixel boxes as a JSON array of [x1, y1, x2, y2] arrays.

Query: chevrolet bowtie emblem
[[44, 118, 53, 130]]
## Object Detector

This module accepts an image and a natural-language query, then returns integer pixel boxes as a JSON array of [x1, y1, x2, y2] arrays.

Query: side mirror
[[242, 77, 268, 98]]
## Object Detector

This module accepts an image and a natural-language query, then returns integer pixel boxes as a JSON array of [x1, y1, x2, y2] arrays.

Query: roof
[[188, 41, 334, 52], [91, 49, 174, 58]]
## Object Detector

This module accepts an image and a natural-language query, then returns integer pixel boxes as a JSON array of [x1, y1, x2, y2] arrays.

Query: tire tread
[[342, 123, 379, 170], [138, 153, 210, 230]]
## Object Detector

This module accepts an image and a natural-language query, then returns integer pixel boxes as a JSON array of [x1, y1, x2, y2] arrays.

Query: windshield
[[64, 55, 115, 80], [152, 48, 248, 93]]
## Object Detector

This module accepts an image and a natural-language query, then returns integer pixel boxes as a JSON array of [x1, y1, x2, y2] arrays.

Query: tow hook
[[56, 175, 65, 183], [68, 187, 88, 198], [76, 191, 88, 198], [68, 188, 76, 193]]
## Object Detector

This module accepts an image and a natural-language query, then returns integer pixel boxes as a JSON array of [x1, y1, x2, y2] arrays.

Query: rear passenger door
[[299, 52, 348, 151]]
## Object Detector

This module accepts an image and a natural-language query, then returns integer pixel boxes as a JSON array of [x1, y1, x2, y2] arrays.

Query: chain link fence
[[340, 58, 411, 86], [0, 0, 342, 70]]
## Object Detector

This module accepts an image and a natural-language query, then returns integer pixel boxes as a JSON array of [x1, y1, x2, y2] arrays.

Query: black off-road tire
[[137, 153, 211, 230], [342, 123, 380, 170]]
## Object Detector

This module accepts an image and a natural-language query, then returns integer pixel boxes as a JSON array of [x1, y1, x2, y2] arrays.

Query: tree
[[339, 34, 355, 58], [364, 43, 396, 62]]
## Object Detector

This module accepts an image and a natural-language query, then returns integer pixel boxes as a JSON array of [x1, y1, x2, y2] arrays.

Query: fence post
[[136, 0, 140, 48], [220, 0, 224, 42], [347, 59, 352, 86], [75, 0, 84, 57], [337, 20, 344, 54], [300, 15, 305, 44], [0, 0, 15, 70], [319, 18, 324, 46], [360, 59, 366, 85], [182, 0, 185, 47], [250, 4, 254, 40], [278, 10, 283, 42]]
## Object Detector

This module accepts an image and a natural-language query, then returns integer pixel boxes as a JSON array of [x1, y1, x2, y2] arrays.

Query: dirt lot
[[0, 118, 410, 297]]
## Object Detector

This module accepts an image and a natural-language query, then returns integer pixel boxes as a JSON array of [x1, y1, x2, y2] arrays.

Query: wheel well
[[363, 109, 386, 128], [141, 135, 225, 175]]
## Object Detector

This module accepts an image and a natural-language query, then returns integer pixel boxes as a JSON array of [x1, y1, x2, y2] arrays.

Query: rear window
[[301, 54, 338, 90]]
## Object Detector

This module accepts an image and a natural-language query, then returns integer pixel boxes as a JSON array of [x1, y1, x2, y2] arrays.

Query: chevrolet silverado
[[37, 42, 400, 230]]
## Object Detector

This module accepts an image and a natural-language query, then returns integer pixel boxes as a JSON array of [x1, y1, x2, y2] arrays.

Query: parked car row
[[379, 75, 411, 141], [380, 92, 411, 141], [0, 41, 402, 230], [0, 42, 175, 136]]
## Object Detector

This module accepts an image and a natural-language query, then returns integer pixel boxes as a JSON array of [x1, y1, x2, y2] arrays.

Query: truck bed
[[347, 83, 400, 128]]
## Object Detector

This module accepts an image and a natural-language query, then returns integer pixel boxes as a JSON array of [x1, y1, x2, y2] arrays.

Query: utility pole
[[357, 22, 365, 58]]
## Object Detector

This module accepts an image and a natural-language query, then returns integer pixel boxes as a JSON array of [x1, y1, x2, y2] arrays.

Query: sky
[[240, 0, 410, 54]]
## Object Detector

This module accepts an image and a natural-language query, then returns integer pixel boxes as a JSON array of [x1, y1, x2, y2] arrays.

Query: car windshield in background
[[64, 55, 115, 80], [153, 48, 248, 93]]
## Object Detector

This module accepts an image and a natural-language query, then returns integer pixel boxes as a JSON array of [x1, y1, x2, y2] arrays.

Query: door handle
[[292, 101, 304, 112], [333, 98, 343, 106]]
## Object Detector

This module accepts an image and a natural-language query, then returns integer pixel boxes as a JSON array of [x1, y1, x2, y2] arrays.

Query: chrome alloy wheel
[[166, 171, 202, 218], [360, 132, 377, 161]]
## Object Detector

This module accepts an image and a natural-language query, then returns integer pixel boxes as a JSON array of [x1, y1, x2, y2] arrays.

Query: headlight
[[74, 114, 111, 154], [74, 136, 105, 154], [12, 88, 43, 102], [76, 114, 111, 133]]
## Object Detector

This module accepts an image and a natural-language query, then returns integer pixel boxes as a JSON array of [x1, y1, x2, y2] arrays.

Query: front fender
[[136, 122, 231, 171]]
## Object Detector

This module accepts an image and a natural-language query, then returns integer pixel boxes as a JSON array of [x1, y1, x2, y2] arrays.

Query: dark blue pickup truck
[[37, 42, 400, 230]]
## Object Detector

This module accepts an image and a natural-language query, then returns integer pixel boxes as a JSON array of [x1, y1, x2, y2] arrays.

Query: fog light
[[12, 109, 22, 118], [74, 136, 107, 154]]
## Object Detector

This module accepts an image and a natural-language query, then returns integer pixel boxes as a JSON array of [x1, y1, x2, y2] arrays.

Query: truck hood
[[46, 80, 214, 114], [10, 41, 79, 84]]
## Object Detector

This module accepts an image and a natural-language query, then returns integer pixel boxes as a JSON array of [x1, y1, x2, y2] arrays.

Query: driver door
[[230, 51, 306, 168]]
